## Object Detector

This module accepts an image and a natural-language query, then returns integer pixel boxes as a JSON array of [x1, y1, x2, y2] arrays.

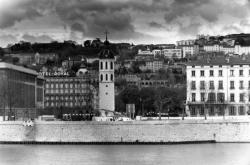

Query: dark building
[[0, 62, 44, 120]]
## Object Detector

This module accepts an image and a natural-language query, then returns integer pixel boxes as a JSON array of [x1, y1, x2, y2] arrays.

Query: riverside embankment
[[0, 119, 250, 144]]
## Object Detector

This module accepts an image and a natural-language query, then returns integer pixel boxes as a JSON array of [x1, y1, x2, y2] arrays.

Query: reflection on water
[[0, 144, 250, 165]]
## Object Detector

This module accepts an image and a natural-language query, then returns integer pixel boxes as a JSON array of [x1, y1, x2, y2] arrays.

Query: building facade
[[139, 60, 164, 72], [162, 48, 182, 59], [203, 43, 250, 55], [0, 62, 44, 120], [186, 57, 250, 117], [176, 40, 195, 46], [178, 45, 199, 58], [44, 73, 99, 112]]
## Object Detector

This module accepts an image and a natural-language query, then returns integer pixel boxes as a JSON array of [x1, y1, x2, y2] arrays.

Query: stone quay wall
[[0, 120, 250, 143]]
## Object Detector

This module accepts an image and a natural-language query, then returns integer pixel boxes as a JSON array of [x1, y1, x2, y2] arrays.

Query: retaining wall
[[0, 120, 250, 143]]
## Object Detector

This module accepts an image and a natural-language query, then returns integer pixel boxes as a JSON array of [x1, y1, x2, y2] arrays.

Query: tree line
[[115, 86, 186, 117]]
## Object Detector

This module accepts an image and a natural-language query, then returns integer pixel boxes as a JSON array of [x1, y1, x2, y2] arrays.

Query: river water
[[0, 144, 250, 165]]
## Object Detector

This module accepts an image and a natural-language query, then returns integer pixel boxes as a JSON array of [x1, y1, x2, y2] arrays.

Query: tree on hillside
[[84, 40, 91, 47], [120, 86, 140, 114], [139, 87, 156, 115], [0, 47, 4, 57], [115, 95, 126, 113]]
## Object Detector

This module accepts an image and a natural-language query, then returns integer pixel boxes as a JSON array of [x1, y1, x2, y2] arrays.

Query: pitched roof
[[187, 56, 250, 66]]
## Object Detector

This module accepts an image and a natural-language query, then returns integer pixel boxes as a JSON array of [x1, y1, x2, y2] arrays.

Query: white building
[[186, 56, 250, 117], [162, 49, 182, 59], [176, 40, 195, 46], [222, 46, 235, 54], [179, 45, 199, 58], [235, 44, 250, 55], [138, 48, 153, 55], [152, 49, 162, 57], [203, 44, 223, 53], [204, 43, 250, 55], [99, 44, 115, 114], [139, 60, 164, 72]]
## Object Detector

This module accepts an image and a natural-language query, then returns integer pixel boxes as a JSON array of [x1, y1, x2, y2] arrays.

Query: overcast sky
[[0, 0, 250, 47]]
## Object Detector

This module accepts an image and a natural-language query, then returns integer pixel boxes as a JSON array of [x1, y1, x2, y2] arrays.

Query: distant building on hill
[[4, 52, 58, 66]]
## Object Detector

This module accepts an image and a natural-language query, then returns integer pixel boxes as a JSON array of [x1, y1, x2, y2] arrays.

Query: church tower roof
[[99, 30, 115, 59]]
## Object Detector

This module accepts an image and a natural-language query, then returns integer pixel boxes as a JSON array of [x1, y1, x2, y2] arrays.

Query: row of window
[[191, 93, 248, 102], [45, 89, 88, 94], [45, 101, 88, 107], [100, 61, 114, 70], [190, 106, 246, 116], [100, 74, 114, 82], [45, 83, 87, 89], [191, 80, 250, 90], [45, 96, 88, 101], [191, 69, 250, 77]]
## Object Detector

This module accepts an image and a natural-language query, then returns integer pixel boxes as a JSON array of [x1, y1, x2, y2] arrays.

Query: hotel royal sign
[[38, 71, 70, 77]]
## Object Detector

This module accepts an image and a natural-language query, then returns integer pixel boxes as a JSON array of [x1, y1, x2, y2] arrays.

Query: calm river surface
[[0, 143, 250, 165]]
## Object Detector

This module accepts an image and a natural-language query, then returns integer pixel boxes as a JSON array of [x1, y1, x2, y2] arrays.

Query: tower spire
[[105, 30, 109, 42]]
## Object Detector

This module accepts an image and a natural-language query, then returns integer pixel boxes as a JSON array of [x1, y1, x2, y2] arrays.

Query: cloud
[[22, 34, 54, 43], [0, 0, 42, 29], [148, 21, 163, 28], [1, 0, 250, 45], [0, 0, 167, 41], [0, 34, 18, 47], [164, 0, 250, 36]]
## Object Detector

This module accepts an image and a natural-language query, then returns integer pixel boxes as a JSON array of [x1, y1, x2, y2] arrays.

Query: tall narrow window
[[110, 74, 113, 81], [106, 74, 108, 81], [239, 70, 243, 76], [201, 93, 205, 102], [209, 81, 214, 89], [209, 70, 214, 77], [105, 62, 108, 69], [100, 62, 103, 70], [240, 93, 244, 102], [100, 74, 103, 81], [200, 107, 204, 116], [229, 106, 236, 115], [230, 93, 235, 102], [218, 81, 223, 89], [230, 81, 234, 89], [200, 81, 205, 90], [200, 70, 204, 77], [110, 62, 113, 70], [191, 71, 195, 77], [240, 81, 244, 89], [209, 107, 215, 116], [191, 81, 196, 90], [219, 70, 223, 76], [239, 106, 245, 115], [190, 107, 196, 116], [230, 70, 234, 76], [191, 93, 196, 102]]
